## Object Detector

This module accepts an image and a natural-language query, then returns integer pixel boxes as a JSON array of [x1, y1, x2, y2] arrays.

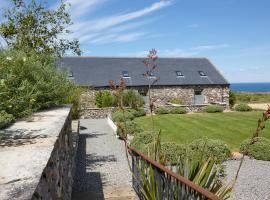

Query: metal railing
[[128, 147, 221, 200]]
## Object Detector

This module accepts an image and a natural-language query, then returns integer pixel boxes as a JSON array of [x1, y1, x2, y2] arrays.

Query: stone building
[[59, 57, 229, 107]]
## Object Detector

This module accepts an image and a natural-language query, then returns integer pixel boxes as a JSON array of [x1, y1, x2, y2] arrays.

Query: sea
[[230, 82, 270, 92]]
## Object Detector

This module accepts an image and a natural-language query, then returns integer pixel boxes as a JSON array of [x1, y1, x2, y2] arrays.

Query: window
[[122, 70, 130, 77], [176, 71, 184, 77], [198, 71, 207, 77], [68, 71, 74, 78]]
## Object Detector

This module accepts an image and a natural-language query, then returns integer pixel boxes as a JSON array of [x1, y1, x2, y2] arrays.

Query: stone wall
[[150, 85, 229, 107], [80, 107, 116, 119], [79, 85, 230, 115], [0, 106, 78, 200]]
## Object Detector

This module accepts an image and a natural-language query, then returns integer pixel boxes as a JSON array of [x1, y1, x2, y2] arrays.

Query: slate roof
[[58, 57, 229, 87]]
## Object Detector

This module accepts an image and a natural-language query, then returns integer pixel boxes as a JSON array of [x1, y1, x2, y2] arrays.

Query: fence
[[128, 147, 221, 200]]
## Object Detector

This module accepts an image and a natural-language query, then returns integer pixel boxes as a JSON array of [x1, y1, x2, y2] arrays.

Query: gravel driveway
[[224, 157, 270, 200], [72, 119, 133, 199]]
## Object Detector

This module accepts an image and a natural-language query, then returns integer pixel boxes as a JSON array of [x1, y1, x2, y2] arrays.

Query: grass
[[134, 112, 270, 151], [235, 92, 270, 103]]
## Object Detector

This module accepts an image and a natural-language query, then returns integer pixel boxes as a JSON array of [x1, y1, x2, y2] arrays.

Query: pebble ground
[[72, 119, 133, 199], [224, 157, 270, 200]]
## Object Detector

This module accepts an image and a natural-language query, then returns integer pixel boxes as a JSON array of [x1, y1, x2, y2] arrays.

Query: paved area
[[72, 119, 136, 200]]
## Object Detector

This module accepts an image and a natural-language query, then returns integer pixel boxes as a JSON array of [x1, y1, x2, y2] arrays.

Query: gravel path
[[72, 119, 132, 198], [224, 157, 270, 200]]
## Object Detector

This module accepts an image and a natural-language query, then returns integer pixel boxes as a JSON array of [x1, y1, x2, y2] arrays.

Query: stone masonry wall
[[0, 106, 78, 200], [150, 85, 229, 107], [79, 85, 230, 116], [33, 111, 75, 200], [80, 107, 116, 119]]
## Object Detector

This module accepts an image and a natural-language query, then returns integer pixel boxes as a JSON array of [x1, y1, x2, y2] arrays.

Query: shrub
[[127, 108, 146, 118], [229, 91, 236, 108], [240, 137, 270, 161], [161, 142, 187, 164], [112, 111, 135, 122], [170, 98, 184, 105], [117, 121, 143, 136], [0, 49, 75, 119], [95, 91, 103, 108], [203, 105, 224, 113], [234, 103, 252, 112], [65, 86, 83, 119], [188, 138, 231, 163], [0, 111, 15, 129], [95, 91, 116, 108], [170, 107, 187, 114], [122, 90, 144, 109], [155, 107, 169, 115], [130, 131, 157, 153]]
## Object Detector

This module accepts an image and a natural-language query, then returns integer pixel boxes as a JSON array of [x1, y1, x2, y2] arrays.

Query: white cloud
[[90, 32, 147, 44], [70, 0, 172, 34], [191, 44, 229, 50], [67, 0, 107, 19], [121, 43, 230, 58]]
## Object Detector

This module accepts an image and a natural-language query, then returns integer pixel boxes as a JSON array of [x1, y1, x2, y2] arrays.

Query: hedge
[[0, 111, 15, 129], [240, 137, 270, 161], [234, 103, 252, 112], [127, 108, 146, 118], [170, 107, 187, 114], [130, 131, 157, 153], [117, 121, 143, 136], [161, 142, 186, 164], [188, 138, 231, 163], [155, 107, 170, 115], [203, 105, 224, 113], [112, 111, 135, 122]]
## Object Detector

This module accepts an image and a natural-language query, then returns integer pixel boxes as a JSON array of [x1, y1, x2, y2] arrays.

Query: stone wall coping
[[0, 106, 72, 200], [82, 107, 116, 110]]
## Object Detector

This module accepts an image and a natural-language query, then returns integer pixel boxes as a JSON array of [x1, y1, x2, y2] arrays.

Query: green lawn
[[134, 112, 270, 151]]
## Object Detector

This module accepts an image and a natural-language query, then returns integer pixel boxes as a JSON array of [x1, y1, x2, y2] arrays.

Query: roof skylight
[[122, 70, 130, 77], [198, 71, 207, 77], [176, 71, 184, 77]]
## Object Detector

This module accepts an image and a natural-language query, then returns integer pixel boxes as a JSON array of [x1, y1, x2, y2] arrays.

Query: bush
[[0, 49, 75, 119], [95, 91, 116, 108], [122, 90, 144, 109], [203, 105, 224, 113], [117, 121, 143, 136], [130, 131, 157, 153], [240, 137, 270, 161], [112, 111, 135, 122], [127, 108, 146, 118], [0, 111, 15, 129], [161, 142, 187, 164], [170, 107, 187, 114], [229, 91, 236, 108], [170, 98, 184, 105], [65, 86, 83, 119], [155, 107, 170, 115], [234, 103, 252, 112], [188, 138, 231, 163]]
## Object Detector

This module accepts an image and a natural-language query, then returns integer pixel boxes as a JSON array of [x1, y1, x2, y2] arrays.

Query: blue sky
[[1, 0, 270, 83]]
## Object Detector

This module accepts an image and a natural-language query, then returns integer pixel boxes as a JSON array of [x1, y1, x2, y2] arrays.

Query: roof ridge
[[63, 56, 208, 59]]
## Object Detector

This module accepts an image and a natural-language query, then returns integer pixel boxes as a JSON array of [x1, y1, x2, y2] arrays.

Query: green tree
[[0, 0, 81, 57]]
